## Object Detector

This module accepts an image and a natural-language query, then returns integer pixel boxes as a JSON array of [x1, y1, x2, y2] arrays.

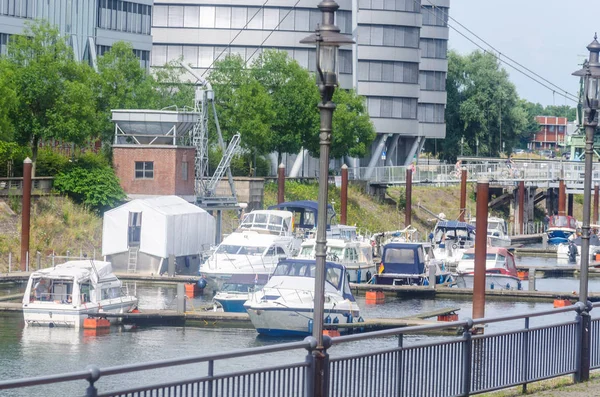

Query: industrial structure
[[0, 0, 152, 69], [151, 0, 450, 175]]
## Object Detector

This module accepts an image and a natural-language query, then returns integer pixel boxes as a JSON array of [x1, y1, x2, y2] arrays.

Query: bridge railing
[[0, 177, 54, 196], [1, 302, 599, 396]]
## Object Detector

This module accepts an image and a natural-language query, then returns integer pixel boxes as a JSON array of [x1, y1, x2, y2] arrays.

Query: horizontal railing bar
[[472, 321, 578, 341], [101, 362, 309, 397], [0, 370, 92, 390], [471, 303, 584, 326]]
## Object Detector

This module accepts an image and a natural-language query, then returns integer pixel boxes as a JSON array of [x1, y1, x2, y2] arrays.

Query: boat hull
[[22, 298, 138, 328], [546, 229, 576, 245], [213, 296, 248, 313], [245, 305, 358, 337], [375, 273, 453, 286], [345, 264, 377, 283], [454, 274, 521, 290]]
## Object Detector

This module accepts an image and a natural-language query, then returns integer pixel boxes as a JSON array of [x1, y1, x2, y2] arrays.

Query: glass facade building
[[151, 0, 450, 169], [0, 0, 152, 69]]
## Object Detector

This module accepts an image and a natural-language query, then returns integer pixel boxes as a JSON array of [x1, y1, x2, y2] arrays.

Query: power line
[[419, 0, 579, 104]]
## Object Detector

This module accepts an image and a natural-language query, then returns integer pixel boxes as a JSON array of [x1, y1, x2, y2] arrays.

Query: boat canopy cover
[[268, 201, 335, 229], [224, 274, 270, 284], [102, 196, 215, 258], [435, 221, 476, 232], [549, 215, 578, 229], [572, 234, 600, 246], [31, 260, 114, 283], [382, 243, 425, 275]]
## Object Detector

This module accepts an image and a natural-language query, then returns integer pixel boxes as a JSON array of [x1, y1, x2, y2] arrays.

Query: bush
[[35, 149, 70, 176], [53, 165, 125, 213]]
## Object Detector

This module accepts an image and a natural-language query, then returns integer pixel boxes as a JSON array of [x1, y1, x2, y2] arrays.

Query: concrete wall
[[216, 177, 265, 210]]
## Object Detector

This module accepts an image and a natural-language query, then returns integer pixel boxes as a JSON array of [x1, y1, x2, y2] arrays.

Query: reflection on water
[[1, 250, 599, 396]]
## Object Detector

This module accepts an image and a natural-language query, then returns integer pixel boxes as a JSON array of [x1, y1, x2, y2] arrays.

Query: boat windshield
[[461, 253, 497, 261], [383, 247, 423, 264], [272, 262, 342, 289], [299, 246, 314, 257], [216, 245, 267, 256], [240, 213, 291, 234], [222, 282, 261, 293], [550, 216, 576, 228], [30, 277, 74, 303]]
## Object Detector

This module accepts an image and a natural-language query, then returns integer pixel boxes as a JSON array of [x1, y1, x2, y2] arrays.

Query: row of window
[[357, 25, 420, 48], [134, 161, 189, 180], [421, 6, 449, 27], [419, 71, 446, 91], [153, 6, 352, 35], [418, 103, 445, 123], [542, 125, 566, 133], [151, 45, 353, 74], [420, 38, 447, 59], [98, 0, 152, 35], [0, 0, 34, 18], [358, 0, 420, 12], [97, 45, 150, 70], [357, 60, 419, 84], [367, 97, 418, 119]]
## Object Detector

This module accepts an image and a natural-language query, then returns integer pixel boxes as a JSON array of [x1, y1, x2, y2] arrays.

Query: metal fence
[[0, 250, 99, 273], [1, 302, 599, 396], [0, 177, 54, 196]]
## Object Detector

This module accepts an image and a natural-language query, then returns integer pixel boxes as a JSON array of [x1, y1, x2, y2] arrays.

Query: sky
[[447, 0, 595, 107]]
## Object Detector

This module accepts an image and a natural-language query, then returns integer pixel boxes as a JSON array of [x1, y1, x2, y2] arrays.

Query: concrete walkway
[[527, 379, 600, 396]]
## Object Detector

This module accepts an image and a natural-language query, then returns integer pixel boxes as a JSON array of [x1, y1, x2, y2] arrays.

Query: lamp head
[[573, 34, 600, 108]]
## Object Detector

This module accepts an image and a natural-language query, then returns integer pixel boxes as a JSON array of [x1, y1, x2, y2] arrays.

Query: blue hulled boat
[[546, 215, 578, 245]]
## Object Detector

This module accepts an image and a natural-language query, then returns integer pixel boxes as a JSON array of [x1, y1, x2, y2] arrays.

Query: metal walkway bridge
[[349, 159, 595, 192]]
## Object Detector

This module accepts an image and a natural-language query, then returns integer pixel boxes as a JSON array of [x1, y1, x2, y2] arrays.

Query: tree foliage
[[2, 21, 99, 170], [209, 50, 375, 162]]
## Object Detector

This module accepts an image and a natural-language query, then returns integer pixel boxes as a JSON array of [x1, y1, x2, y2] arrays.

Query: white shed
[[102, 196, 215, 275]]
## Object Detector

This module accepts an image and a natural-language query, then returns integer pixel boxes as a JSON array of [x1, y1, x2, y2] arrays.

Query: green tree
[[209, 55, 274, 154], [153, 59, 195, 110], [96, 41, 157, 143], [251, 50, 320, 165], [426, 50, 528, 162], [0, 62, 17, 140], [4, 21, 98, 174]]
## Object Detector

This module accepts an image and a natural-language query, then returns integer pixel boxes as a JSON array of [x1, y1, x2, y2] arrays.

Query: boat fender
[[357, 269, 362, 283], [423, 278, 429, 286], [347, 314, 353, 324], [490, 282, 494, 290], [308, 319, 313, 334], [197, 278, 207, 289], [366, 271, 372, 283], [347, 272, 351, 283], [358, 316, 364, 323], [324, 315, 332, 324], [518, 281, 522, 291], [333, 316, 339, 324], [506, 283, 510, 290]]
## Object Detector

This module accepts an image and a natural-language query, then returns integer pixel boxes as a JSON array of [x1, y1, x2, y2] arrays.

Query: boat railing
[[33, 292, 73, 303], [5, 302, 598, 396]]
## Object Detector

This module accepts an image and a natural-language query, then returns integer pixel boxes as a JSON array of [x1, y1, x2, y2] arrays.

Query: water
[[1, 253, 598, 396]]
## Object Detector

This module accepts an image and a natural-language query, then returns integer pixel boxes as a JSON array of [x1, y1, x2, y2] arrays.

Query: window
[[421, 38, 448, 59], [358, 61, 418, 83], [135, 161, 154, 179], [419, 71, 446, 91], [360, 0, 419, 12], [421, 6, 448, 27], [98, 0, 151, 34], [0, 33, 9, 56], [369, 96, 417, 119], [549, 125, 555, 132], [182, 161, 188, 181], [357, 25, 420, 48], [418, 103, 445, 123]]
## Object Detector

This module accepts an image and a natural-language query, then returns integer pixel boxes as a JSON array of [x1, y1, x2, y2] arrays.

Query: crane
[[180, 63, 238, 203]]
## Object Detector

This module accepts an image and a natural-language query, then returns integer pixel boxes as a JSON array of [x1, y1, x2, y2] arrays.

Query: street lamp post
[[301, 2, 354, 395], [572, 34, 600, 382]]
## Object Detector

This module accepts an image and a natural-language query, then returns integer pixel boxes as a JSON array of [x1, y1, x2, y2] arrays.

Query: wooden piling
[[405, 168, 412, 227], [473, 179, 489, 319], [519, 181, 525, 235], [594, 184, 599, 224], [558, 179, 566, 216], [341, 164, 348, 225], [277, 163, 285, 204], [568, 194, 574, 217], [459, 168, 467, 222]]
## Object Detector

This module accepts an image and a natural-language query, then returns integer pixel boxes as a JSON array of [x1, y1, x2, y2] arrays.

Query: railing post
[[313, 335, 331, 397], [304, 337, 317, 397], [397, 334, 404, 396], [461, 319, 474, 396], [207, 359, 214, 397], [522, 317, 530, 394], [85, 365, 100, 397], [575, 301, 592, 383]]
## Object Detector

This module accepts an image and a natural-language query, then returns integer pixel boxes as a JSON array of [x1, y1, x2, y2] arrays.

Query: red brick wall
[[113, 146, 195, 196]]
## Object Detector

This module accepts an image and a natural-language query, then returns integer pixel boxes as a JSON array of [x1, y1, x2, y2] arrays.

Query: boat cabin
[[238, 210, 294, 236], [549, 215, 578, 230], [271, 259, 355, 301], [456, 247, 518, 276], [214, 231, 289, 259], [268, 201, 336, 232], [432, 221, 476, 248], [375, 243, 443, 285], [221, 274, 270, 293]]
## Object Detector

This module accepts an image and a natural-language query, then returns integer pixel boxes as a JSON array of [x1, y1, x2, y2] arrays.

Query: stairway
[[127, 246, 139, 273]]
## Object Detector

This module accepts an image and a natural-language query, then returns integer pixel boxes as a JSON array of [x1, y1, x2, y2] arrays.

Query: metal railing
[[350, 161, 600, 189], [0, 177, 54, 196], [1, 302, 599, 396]]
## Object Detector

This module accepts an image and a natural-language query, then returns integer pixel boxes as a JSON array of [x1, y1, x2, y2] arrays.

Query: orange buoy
[[437, 313, 459, 322], [554, 299, 572, 308], [130, 308, 140, 313], [517, 271, 528, 280], [365, 290, 384, 305], [83, 317, 111, 329], [323, 329, 341, 338], [185, 283, 201, 298]]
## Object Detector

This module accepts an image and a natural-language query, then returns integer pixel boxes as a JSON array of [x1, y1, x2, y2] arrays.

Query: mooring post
[[277, 163, 285, 204], [36, 251, 41, 271], [20, 157, 32, 271], [168, 254, 176, 277], [459, 168, 467, 222], [405, 168, 412, 227], [428, 263, 437, 289], [176, 283, 186, 314], [473, 179, 489, 319], [519, 181, 525, 235], [595, 184, 599, 224], [341, 164, 348, 225], [528, 269, 536, 291], [558, 179, 566, 216], [568, 194, 574, 217]]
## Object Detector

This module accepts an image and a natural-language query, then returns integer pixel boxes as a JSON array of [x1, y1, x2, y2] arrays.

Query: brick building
[[111, 110, 198, 201], [530, 116, 568, 150]]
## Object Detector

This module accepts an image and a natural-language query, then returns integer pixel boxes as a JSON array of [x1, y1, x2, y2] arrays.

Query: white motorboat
[[22, 260, 138, 328], [556, 233, 600, 264], [430, 220, 476, 269], [296, 226, 376, 283], [201, 210, 298, 290], [470, 217, 511, 247], [454, 247, 522, 290], [244, 259, 360, 337]]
